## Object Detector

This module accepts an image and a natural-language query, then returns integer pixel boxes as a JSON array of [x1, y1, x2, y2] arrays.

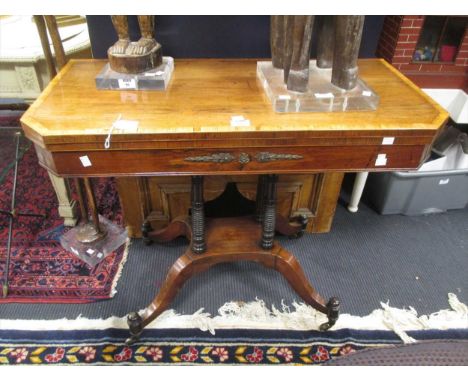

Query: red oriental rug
[[0, 133, 127, 303]]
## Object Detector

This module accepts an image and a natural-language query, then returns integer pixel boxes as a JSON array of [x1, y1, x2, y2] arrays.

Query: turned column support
[[255, 174, 267, 223], [261, 174, 278, 250], [191, 175, 206, 254]]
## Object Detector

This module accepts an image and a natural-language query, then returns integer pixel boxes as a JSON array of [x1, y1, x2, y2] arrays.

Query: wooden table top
[[22, 58, 448, 151]]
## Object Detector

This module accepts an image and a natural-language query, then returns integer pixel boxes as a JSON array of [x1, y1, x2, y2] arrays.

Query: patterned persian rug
[[0, 133, 127, 303], [0, 326, 467, 365]]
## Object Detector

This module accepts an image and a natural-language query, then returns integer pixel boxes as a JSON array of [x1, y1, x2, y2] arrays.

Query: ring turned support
[[126, 174, 340, 344]]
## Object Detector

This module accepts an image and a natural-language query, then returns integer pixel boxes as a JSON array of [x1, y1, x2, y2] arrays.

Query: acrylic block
[[257, 60, 379, 113], [95, 56, 174, 91], [60, 215, 127, 267]]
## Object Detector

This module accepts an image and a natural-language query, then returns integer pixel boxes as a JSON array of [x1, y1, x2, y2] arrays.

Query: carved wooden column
[[316, 16, 335, 69], [261, 174, 278, 250], [331, 16, 365, 90], [283, 16, 315, 92], [270, 16, 286, 69], [191, 175, 206, 254]]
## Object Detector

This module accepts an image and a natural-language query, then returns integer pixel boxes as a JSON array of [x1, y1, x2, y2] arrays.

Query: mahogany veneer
[[21, 58, 448, 343]]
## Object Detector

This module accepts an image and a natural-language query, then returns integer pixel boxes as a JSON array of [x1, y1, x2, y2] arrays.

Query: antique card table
[[21, 58, 448, 343]]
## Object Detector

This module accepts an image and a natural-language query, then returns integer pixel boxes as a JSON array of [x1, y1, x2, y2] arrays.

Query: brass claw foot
[[319, 297, 340, 331], [125, 311, 143, 345]]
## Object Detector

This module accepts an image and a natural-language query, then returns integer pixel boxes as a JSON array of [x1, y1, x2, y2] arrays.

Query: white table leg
[[347, 171, 369, 213], [48, 171, 78, 226]]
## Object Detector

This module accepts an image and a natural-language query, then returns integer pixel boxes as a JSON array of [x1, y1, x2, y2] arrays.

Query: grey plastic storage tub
[[365, 169, 468, 215]]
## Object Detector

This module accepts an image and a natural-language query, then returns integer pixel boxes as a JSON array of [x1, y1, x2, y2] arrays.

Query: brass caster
[[319, 297, 340, 331], [125, 335, 140, 346], [126, 311, 143, 344]]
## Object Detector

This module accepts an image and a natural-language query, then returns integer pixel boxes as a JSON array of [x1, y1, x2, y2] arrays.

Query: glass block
[[60, 215, 128, 267], [95, 56, 174, 91], [257, 60, 379, 113]]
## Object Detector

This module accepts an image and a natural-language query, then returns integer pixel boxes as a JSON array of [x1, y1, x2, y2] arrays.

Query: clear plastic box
[[257, 60, 379, 113], [60, 215, 128, 267]]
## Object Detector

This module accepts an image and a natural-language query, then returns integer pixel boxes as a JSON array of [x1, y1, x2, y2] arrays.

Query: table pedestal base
[[126, 215, 339, 345]]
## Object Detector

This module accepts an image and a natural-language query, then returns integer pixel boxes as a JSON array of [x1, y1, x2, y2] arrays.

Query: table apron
[[36, 144, 429, 177]]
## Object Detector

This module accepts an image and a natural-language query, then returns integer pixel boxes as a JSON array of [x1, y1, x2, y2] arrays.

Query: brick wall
[[376, 16, 468, 90]]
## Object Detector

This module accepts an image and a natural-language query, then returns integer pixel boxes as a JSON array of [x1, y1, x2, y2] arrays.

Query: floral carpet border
[[1, 328, 467, 365]]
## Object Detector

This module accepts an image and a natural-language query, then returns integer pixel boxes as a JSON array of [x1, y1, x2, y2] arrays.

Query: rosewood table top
[[21, 58, 448, 177]]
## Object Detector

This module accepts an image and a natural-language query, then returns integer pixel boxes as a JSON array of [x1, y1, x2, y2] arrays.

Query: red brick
[[402, 63, 422, 71], [391, 56, 412, 64], [400, 19, 413, 28], [403, 49, 414, 57], [439, 64, 466, 73], [399, 27, 422, 36], [396, 41, 418, 50], [412, 19, 424, 28], [406, 34, 420, 43], [457, 50, 468, 59], [393, 48, 405, 57], [419, 63, 442, 72], [397, 35, 409, 44], [403, 15, 423, 21]]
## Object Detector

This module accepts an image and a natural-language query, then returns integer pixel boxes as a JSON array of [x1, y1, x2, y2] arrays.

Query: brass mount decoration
[[185, 153, 236, 163], [184, 152, 303, 164], [255, 152, 303, 162]]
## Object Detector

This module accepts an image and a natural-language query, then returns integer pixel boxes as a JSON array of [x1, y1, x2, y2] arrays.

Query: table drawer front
[[48, 145, 428, 177]]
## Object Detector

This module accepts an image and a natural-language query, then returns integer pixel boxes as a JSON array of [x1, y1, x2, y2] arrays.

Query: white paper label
[[144, 70, 164, 77], [86, 248, 95, 255], [362, 90, 372, 97], [439, 178, 450, 185], [315, 92, 334, 99], [114, 119, 139, 133], [231, 115, 245, 122], [375, 153, 387, 166], [382, 137, 395, 145], [279, 94, 291, 100], [118, 78, 136, 89], [231, 119, 251, 127], [79, 155, 92, 167], [97, 252, 103, 259]]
